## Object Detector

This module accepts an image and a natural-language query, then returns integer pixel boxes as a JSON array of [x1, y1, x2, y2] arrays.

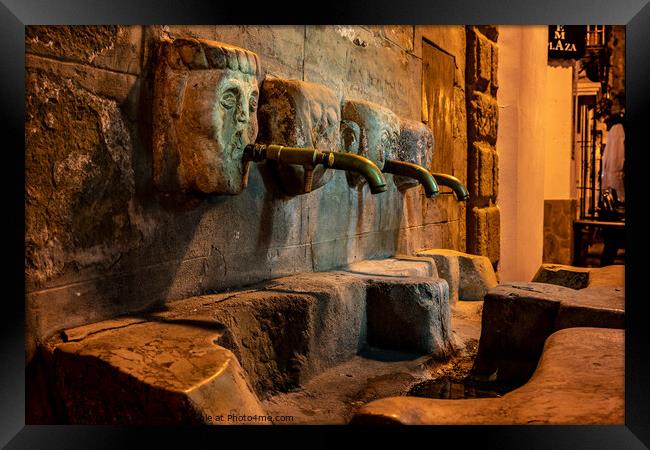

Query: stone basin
[[41, 259, 455, 425], [352, 327, 624, 424]]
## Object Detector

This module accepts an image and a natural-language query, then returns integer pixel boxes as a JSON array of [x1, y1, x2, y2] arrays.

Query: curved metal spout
[[243, 144, 388, 194], [321, 151, 387, 194], [382, 160, 439, 198], [431, 173, 469, 201]]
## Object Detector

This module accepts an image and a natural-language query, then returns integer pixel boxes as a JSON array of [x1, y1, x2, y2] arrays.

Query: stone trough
[[41, 258, 454, 425], [352, 327, 624, 425], [472, 264, 625, 385]]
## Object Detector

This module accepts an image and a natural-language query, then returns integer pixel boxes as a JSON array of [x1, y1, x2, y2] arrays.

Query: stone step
[[49, 319, 266, 425], [415, 248, 498, 304], [352, 327, 624, 424]]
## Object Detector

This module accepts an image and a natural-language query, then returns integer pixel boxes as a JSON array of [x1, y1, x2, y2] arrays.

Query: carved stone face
[[257, 77, 340, 194], [341, 99, 400, 189], [153, 38, 261, 195], [176, 70, 259, 193], [394, 118, 435, 191]]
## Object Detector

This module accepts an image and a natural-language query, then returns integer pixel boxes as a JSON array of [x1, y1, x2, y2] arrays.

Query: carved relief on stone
[[340, 99, 400, 190], [393, 118, 435, 191], [153, 37, 261, 195], [256, 76, 341, 195]]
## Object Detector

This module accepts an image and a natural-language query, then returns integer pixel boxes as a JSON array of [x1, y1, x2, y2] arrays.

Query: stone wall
[[25, 25, 480, 361], [543, 199, 577, 265], [607, 25, 625, 115], [465, 26, 500, 268]]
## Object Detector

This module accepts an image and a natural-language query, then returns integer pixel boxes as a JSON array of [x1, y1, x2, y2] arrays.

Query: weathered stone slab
[[50, 320, 266, 425], [42, 261, 460, 423], [352, 328, 623, 424], [26, 25, 143, 75], [417, 250, 460, 305], [467, 91, 498, 144], [467, 206, 500, 264], [364, 277, 454, 358], [304, 26, 421, 120], [415, 248, 497, 302], [472, 282, 624, 384], [343, 255, 438, 278], [532, 263, 624, 289], [393, 118, 435, 191], [25, 68, 139, 289]]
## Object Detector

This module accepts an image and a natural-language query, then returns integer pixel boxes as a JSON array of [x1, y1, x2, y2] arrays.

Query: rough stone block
[[212, 25, 305, 80], [26, 25, 143, 75], [467, 206, 500, 264], [261, 272, 368, 380], [543, 199, 577, 265], [468, 91, 498, 144], [365, 277, 454, 357], [466, 28, 494, 93], [468, 142, 497, 200], [25, 69, 138, 288], [468, 206, 499, 264], [304, 26, 421, 120], [490, 42, 499, 95], [486, 206, 500, 265], [532, 264, 625, 290], [392, 118, 434, 191], [533, 264, 590, 289], [415, 248, 497, 302], [477, 26, 499, 42], [473, 282, 624, 384], [416, 251, 460, 305], [257, 76, 341, 194], [344, 255, 438, 278], [49, 320, 266, 424], [364, 25, 415, 53]]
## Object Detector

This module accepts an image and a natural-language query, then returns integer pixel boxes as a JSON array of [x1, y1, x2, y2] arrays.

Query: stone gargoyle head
[[153, 37, 261, 195], [257, 76, 341, 195], [393, 118, 434, 191], [340, 99, 400, 190]]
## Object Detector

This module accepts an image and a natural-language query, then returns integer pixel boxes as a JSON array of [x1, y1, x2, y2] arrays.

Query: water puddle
[[407, 376, 513, 399]]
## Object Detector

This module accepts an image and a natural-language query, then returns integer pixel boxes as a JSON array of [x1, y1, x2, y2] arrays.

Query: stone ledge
[[472, 282, 624, 383], [343, 255, 438, 278], [41, 259, 456, 423], [352, 327, 623, 424], [532, 263, 624, 290], [50, 320, 266, 425], [415, 248, 497, 303]]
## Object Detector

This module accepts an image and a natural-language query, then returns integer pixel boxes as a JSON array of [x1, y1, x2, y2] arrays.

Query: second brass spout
[[382, 160, 439, 197], [431, 173, 469, 201], [243, 144, 388, 194], [321, 151, 388, 194]]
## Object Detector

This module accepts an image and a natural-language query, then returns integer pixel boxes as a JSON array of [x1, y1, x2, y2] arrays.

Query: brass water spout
[[382, 160, 439, 198], [321, 151, 388, 194], [243, 144, 388, 194], [431, 173, 469, 201]]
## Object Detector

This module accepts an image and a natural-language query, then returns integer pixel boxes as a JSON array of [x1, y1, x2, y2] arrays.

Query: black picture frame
[[3, 0, 649, 447]]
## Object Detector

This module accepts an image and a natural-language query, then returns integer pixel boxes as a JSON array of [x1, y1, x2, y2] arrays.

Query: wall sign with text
[[548, 25, 586, 59]]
